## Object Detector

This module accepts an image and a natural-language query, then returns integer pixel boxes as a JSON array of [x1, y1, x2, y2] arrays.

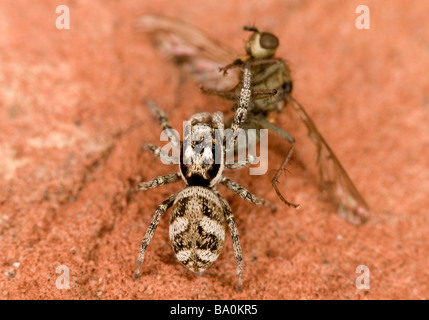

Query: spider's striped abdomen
[[170, 186, 225, 273]]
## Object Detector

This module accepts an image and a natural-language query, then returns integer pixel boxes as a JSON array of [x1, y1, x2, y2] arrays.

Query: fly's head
[[180, 112, 225, 188], [244, 26, 279, 59]]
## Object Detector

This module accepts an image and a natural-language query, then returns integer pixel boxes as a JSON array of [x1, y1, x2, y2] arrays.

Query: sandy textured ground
[[1, 0, 428, 300]]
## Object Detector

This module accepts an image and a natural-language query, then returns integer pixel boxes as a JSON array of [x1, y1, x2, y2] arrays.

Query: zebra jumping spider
[[134, 64, 276, 291]]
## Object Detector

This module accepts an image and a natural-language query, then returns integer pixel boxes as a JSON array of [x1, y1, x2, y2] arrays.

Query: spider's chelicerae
[[134, 63, 276, 291]]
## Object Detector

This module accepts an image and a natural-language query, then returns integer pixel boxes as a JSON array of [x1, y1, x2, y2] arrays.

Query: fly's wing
[[286, 96, 370, 225], [135, 14, 239, 91]]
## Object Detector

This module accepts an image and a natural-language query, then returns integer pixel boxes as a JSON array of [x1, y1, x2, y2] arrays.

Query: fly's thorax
[[180, 112, 225, 187], [247, 60, 293, 115], [169, 186, 226, 273]]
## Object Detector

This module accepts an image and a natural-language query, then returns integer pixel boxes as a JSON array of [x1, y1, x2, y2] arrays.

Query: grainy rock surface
[[1, 0, 428, 299]]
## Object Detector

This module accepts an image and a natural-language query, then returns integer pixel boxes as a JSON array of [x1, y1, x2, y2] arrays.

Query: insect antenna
[[243, 26, 259, 32]]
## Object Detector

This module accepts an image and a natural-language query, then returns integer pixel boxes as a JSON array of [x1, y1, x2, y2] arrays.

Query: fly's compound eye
[[260, 32, 279, 50]]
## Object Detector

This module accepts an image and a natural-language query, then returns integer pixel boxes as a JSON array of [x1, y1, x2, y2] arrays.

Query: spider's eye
[[260, 32, 279, 50]]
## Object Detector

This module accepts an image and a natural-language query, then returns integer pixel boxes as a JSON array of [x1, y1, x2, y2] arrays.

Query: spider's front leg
[[145, 99, 180, 149], [141, 142, 179, 167]]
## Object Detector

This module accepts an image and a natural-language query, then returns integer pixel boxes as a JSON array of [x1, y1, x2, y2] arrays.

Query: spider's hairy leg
[[141, 143, 162, 155], [217, 194, 243, 292], [138, 172, 181, 191], [145, 99, 180, 149], [220, 177, 277, 212], [247, 115, 300, 209], [141, 143, 179, 165], [134, 193, 177, 279], [231, 61, 252, 132]]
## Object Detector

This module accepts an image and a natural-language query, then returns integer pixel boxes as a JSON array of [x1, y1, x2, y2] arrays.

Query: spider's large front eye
[[260, 32, 279, 50]]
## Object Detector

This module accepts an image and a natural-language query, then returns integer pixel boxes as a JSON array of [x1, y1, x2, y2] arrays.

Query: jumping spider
[[134, 64, 276, 291]]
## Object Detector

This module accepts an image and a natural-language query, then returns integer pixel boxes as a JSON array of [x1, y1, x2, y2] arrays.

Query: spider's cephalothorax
[[135, 63, 275, 291], [180, 112, 224, 188]]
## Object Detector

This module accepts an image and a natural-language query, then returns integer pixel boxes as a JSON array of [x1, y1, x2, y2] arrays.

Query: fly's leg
[[201, 86, 277, 101], [220, 177, 277, 212], [200, 86, 237, 100], [251, 89, 279, 99], [218, 58, 247, 76], [247, 115, 300, 209], [134, 193, 177, 279]]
